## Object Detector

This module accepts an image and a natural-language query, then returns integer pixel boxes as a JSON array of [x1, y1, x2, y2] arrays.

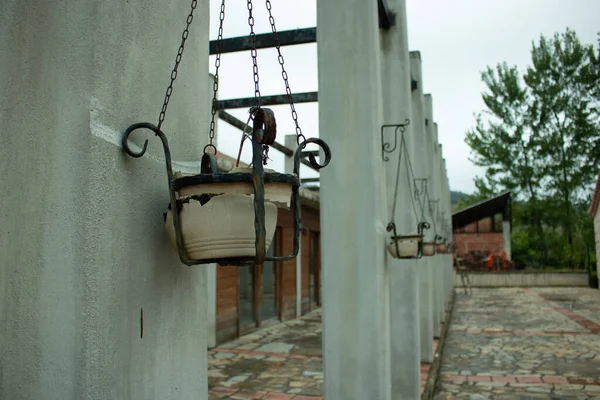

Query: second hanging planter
[[387, 234, 423, 259]]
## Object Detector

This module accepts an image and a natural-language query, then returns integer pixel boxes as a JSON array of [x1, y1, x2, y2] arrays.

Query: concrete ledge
[[455, 272, 589, 287]]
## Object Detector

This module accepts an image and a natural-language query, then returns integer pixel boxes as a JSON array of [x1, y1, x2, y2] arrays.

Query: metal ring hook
[[418, 221, 431, 235], [293, 138, 331, 173], [122, 122, 164, 158]]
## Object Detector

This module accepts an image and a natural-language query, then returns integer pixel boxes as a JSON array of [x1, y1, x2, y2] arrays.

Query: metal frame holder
[[387, 220, 430, 260], [122, 108, 330, 267], [120, 1, 333, 267]]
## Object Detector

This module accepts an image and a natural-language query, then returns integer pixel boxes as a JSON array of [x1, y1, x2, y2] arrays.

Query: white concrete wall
[[423, 95, 444, 338], [380, 1, 421, 398], [207, 263, 217, 349], [410, 53, 436, 359], [0, 1, 209, 399], [455, 273, 589, 287], [441, 158, 453, 312], [318, 0, 391, 398]]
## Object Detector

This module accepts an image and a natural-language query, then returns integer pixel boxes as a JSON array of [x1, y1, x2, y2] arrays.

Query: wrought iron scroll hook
[[381, 119, 410, 162], [293, 138, 331, 174], [418, 221, 431, 236], [122, 122, 173, 174], [122, 122, 189, 265], [386, 222, 401, 259], [417, 221, 430, 258], [414, 178, 427, 197]]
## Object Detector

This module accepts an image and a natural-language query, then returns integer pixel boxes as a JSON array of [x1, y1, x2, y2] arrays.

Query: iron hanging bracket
[[414, 178, 428, 198], [381, 119, 410, 161], [122, 122, 192, 265]]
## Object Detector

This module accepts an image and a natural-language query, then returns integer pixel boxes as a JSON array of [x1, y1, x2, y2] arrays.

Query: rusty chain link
[[247, 0, 262, 107], [206, 0, 226, 155], [158, 1, 305, 154], [265, 0, 306, 145]]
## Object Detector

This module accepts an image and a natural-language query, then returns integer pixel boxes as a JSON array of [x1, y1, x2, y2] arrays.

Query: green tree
[[465, 28, 600, 268], [465, 62, 550, 261], [525, 29, 600, 263]]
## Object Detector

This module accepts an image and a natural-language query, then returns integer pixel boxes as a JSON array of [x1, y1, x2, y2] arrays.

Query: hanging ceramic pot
[[422, 242, 436, 256], [387, 234, 423, 259], [164, 168, 293, 260]]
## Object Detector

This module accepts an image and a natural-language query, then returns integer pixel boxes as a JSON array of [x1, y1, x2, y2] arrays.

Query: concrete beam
[[217, 91, 318, 110], [209, 28, 317, 55]]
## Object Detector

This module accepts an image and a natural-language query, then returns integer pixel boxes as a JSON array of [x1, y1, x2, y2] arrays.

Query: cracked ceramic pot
[[422, 242, 436, 257], [387, 234, 422, 259], [164, 168, 293, 260]]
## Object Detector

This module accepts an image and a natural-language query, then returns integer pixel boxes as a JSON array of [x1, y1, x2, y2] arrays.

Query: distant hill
[[450, 190, 469, 205]]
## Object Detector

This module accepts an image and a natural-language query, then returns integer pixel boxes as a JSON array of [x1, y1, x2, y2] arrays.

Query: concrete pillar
[[206, 76, 218, 349], [380, 1, 420, 398], [410, 52, 435, 362], [0, 1, 209, 399], [207, 264, 217, 349], [503, 221, 512, 261], [445, 161, 455, 303], [285, 135, 303, 317], [430, 126, 446, 322], [434, 146, 451, 322], [423, 95, 444, 335], [441, 157, 454, 307], [318, 1, 391, 399]]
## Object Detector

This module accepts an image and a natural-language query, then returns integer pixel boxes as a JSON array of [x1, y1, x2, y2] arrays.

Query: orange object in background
[[500, 251, 508, 271], [486, 254, 494, 270]]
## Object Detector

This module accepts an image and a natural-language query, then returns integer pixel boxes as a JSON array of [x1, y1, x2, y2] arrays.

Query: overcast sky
[[208, 0, 599, 194]]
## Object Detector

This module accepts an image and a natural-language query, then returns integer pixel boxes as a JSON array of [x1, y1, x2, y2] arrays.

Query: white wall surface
[[0, 1, 210, 399]]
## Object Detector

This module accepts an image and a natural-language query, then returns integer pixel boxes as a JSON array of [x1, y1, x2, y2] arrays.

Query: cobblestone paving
[[208, 312, 323, 400], [435, 287, 600, 400], [209, 310, 437, 399]]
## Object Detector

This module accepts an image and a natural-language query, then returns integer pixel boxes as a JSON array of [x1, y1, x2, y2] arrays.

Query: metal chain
[[389, 131, 419, 228], [206, 0, 226, 155], [402, 135, 421, 227], [425, 187, 438, 238], [247, 0, 262, 107], [157, 0, 198, 130], [428, 199, 439, 238], [265, 0, 306, 144]]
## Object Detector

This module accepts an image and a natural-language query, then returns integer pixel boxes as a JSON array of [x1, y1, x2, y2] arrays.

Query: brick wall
[[279, 225, 297, 321], [215, 204, 321, 344], [216, 266, 239, 344], [453, 232, 505, 258]]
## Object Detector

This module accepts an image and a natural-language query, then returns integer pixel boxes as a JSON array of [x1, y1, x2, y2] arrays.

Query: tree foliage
[[465, 28, 600, 268]]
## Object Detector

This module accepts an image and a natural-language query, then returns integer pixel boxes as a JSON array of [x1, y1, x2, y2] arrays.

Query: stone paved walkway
[[208, 312, 323, 400], [209, 309, 437, 399], [435, 287, 600, 399]]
